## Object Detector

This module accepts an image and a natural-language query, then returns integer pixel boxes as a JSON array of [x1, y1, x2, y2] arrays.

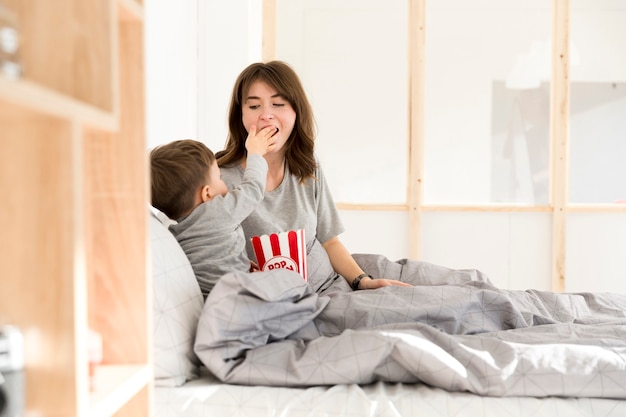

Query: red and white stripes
[[251, 229, 307, 281]]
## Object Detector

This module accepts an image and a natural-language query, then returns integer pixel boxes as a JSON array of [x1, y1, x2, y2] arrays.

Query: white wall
[[197, 0, 263, 152], [338, 210, 410, 261], [145, 0, 199, 149], [276, 0, 409, 206], [146, 0, 263, 152], [420, 211, 552, 291]]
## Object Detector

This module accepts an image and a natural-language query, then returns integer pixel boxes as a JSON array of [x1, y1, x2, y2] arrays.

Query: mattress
[[154, 370, 626, 417]]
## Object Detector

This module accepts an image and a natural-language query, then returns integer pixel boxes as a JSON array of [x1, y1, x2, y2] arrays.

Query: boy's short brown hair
[[150, 139, 216, 220]]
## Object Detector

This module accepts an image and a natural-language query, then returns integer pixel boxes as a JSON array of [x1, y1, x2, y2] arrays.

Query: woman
[[217, 60, 410, 292]]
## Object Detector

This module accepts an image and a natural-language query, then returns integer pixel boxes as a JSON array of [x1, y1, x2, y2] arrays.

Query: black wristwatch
[[351, 273, 371, 290]]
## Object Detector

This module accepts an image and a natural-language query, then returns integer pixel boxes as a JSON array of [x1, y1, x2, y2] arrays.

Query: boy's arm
[[220, 153, 267, 222], [216, 124, 276, 222]]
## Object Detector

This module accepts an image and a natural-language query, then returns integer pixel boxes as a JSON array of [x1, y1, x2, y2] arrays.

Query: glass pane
[[424, 0, 551, 204], [567, 212, 626, 293], [421, 211, 552, 291], [569, 0, 626, 204], [276, 0, 408, 205]]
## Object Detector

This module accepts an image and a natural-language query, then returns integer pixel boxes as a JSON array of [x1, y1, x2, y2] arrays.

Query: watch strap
[[351, 273, 371, 290]]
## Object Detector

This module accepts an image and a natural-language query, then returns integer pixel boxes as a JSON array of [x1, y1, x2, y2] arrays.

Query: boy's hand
[[245, 125, 278, 156]]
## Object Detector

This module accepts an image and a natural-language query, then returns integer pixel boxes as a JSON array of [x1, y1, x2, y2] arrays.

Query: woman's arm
[[322, 237, 411, 290]]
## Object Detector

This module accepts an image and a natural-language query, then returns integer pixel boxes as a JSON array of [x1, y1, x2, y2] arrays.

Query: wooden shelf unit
[[0, 0, 150, 416]]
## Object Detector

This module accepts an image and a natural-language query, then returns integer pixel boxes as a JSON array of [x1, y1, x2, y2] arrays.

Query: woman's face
[[241, 80, 296, 156]]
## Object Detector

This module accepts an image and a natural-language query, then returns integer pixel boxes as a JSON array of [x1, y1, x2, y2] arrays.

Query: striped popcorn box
[[251, 229, 308, 282]]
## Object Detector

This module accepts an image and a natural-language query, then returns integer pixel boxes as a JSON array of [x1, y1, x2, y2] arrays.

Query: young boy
[[150, 126, 277, 297]]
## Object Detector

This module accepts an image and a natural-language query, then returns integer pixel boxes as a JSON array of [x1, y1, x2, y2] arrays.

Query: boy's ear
[[200, 185, 212, 202]]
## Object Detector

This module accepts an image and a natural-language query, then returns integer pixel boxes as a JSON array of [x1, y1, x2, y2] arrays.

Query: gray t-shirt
[[220, 156, 345, 291], [169, 154, 268, 297]]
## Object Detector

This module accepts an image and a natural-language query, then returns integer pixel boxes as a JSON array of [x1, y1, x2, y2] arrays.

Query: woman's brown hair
[[216, 60, 317, 182]]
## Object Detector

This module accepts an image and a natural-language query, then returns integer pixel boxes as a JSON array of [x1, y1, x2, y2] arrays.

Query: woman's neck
[[263, 152, 286, 191]]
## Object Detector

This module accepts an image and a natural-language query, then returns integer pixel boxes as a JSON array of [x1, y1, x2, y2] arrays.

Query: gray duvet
[[195, 254, 626, 398]]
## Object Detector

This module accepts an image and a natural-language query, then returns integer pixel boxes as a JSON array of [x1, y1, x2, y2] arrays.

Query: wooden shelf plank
[[0, 76, 116, 130], [88, 364, 152, 417]]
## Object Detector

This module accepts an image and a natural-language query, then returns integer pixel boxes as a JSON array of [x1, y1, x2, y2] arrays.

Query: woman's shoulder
[[312, 153, 326, 176], [220, 162, 244, 186], [220, 164, 241, 176]]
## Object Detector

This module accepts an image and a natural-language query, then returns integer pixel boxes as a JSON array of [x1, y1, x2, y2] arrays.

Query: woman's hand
[[321, 236, 413, 290], [358, 276, 412, 290]]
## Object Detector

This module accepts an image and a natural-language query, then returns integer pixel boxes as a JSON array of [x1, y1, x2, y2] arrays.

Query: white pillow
[[150, 211, 204, 387]]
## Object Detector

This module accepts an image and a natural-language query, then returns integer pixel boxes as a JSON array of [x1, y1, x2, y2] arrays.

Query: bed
[[149, 211, 626, 416]]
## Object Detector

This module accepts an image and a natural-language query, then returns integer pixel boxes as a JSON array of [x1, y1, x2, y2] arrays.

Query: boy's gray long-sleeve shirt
[[169, 154, 268, 297]]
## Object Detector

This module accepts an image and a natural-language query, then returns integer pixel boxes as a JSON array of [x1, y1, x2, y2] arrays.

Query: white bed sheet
[[154, 370, 626, 417]]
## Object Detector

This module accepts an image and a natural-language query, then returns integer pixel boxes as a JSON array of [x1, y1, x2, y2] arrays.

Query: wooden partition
[[0, 0, 150, 415]]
